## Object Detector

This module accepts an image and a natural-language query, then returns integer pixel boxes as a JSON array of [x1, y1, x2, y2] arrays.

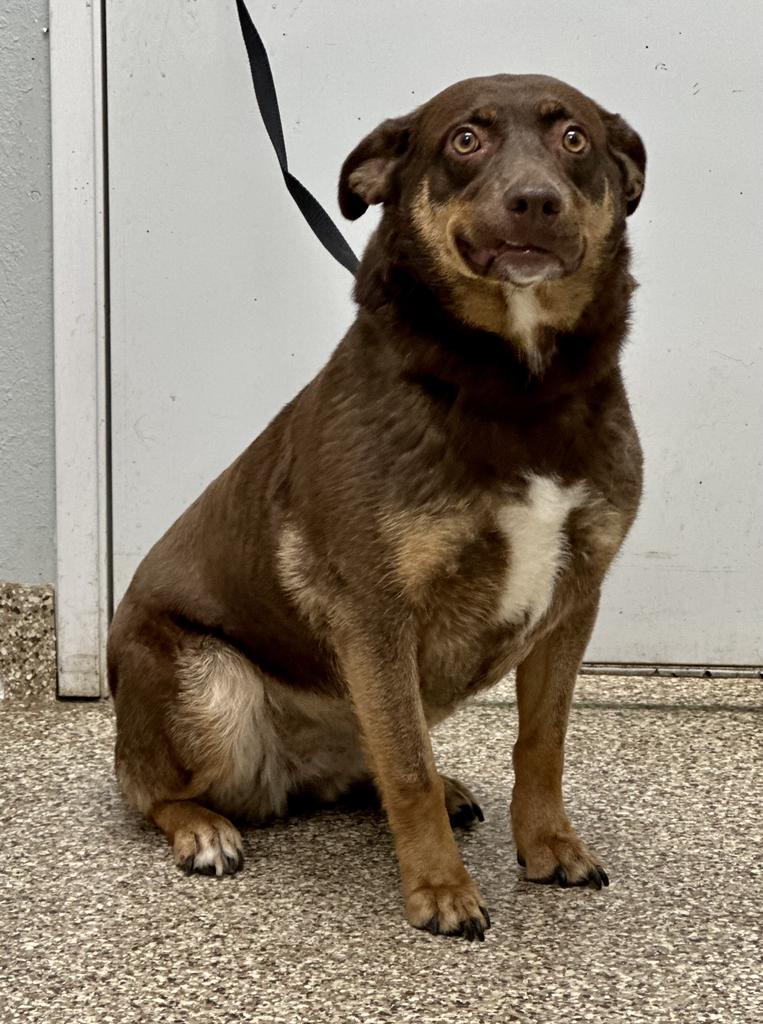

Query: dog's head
[[339, 75, 645, 356]]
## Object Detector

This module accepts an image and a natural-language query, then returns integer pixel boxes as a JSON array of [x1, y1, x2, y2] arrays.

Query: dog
[[108, 73, 646, 941]]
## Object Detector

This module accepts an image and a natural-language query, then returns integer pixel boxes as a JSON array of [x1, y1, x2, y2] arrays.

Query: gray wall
[[0, 0, 55, 584]]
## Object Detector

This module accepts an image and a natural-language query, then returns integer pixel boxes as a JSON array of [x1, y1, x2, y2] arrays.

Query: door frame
[[50, 0, 110, 697]]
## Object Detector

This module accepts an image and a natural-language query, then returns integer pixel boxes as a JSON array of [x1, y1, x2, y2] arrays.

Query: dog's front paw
[[406, 879, 491, 941], [516, 829, 609, 890]]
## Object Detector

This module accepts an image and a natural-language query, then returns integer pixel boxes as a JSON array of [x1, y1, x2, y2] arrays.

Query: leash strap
[[234, 0, 360, 276]]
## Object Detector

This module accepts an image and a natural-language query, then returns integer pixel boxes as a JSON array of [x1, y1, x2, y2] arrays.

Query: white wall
[[106, 0, 763, 665]]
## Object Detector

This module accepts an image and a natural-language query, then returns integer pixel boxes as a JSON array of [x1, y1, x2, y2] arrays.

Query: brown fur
[[108, 73, 646, 940]]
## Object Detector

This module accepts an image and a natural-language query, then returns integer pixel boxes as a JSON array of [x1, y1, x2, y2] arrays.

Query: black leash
[[234, 0, 359, 277]]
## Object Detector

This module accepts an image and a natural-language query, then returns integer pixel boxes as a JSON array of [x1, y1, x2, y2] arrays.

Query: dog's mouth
[[455, 234, 579, 286]]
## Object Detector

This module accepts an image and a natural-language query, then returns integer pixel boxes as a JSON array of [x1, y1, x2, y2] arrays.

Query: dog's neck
[[354, 221, 636, 412]]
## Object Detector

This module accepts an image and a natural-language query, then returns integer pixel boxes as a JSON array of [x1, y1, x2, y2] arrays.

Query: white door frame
[[50, 0, 110, 697]]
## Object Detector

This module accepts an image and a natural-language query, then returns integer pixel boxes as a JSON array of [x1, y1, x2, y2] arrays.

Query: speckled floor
[[0, 582, 56, 700], [1, 674, 761, 1024]]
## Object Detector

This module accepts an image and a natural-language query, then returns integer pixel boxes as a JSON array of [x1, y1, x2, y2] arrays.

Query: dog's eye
[[450, 128, 481, 155], [562, 127, 588, 154]]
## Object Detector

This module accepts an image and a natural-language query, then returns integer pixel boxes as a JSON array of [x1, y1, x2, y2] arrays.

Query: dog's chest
[[493, 475, 587, 629], [415, 475, 621, 708]]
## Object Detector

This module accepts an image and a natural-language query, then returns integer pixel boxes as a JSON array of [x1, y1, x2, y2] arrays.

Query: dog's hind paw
[[441, 774, 485, 830], [174, 817, 245, 878]]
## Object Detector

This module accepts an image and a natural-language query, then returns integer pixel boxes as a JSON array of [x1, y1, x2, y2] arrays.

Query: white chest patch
[[496, 475, 587, 629]]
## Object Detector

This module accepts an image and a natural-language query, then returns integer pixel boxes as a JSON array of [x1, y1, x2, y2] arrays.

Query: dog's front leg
[[512, 596, 610, 889], [338, 621, 490, 940]]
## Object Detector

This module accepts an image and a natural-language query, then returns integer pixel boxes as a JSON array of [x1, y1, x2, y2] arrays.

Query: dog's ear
[[601, 111, 646, 216], [338, 113, 415, 220]]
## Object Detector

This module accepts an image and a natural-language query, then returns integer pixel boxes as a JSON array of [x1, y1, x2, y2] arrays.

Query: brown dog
[[108, 74, 646, 941]]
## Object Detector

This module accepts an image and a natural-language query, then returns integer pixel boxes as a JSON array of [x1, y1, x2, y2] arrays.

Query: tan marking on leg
[[390, 779, 488, 937], [338, 631, 490, 938], [152, 800, 244, 877], [511, 599, 609, 888]]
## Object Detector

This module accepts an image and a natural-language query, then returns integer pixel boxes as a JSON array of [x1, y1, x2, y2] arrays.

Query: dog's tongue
[[490, 243, 562, 281], [468, 244, 502, 273], [461, 234, 552, 274], [457, 233, 564, 281], [491, 240, 549, 262], [460, 238, 518, 274]]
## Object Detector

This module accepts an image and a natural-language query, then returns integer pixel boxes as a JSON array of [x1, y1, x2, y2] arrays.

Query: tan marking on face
[[412, 180, 528, 351], [473, 105, 498, 123], [410, 179, 617, 373], [538, 99, 567, 119], [532, 184, 616, 330], [411, 179, 475, 284]]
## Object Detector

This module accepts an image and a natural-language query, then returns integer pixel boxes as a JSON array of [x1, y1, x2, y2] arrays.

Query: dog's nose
[[504, 185, 562, 221]]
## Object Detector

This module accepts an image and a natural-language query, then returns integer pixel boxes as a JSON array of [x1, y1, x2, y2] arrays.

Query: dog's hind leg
[[108, 609, 288, 877]]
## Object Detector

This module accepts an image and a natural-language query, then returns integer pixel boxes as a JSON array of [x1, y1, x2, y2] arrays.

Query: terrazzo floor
[[1, 674, 761, 1024]]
